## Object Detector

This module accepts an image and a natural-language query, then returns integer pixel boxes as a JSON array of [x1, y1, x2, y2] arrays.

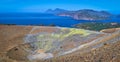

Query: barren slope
[[0, 25, 119, 62]]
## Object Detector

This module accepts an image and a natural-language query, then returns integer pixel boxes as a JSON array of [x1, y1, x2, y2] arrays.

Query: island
[[46, 8, 112, 20]]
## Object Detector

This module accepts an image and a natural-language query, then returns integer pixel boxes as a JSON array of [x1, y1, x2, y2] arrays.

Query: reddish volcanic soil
[[0, 25, 120, 62]]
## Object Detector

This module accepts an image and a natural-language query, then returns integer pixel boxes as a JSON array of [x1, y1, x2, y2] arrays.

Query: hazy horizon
[[0, 0, 120, 14]]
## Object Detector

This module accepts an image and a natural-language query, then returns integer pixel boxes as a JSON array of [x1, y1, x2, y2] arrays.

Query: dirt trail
[[61, 30, 120, 55]]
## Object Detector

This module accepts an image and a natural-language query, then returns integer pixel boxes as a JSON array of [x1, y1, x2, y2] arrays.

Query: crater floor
[[0, 25, 119, 62]]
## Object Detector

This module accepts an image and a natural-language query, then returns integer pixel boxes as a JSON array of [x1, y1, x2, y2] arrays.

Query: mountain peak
[[45, 8, 68, 14]]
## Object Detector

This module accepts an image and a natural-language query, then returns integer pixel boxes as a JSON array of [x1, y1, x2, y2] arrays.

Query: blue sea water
[[0, 13, 120, 27]]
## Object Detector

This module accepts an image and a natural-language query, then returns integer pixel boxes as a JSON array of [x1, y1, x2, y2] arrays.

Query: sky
[[0, 0, 119, 13]]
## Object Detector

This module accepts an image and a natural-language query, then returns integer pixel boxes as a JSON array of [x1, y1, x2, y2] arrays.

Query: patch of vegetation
[[0, 24, 16, 25], [49, 24, 56, 26], [74, 22, 120, 31]]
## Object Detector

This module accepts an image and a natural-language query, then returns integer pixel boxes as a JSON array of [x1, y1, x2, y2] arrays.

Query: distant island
[[45, 8, 112, 20], [46, 8, 68, 14]]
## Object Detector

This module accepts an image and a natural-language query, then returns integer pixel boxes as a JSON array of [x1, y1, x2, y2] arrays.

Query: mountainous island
[[46, 8, 112, 20]]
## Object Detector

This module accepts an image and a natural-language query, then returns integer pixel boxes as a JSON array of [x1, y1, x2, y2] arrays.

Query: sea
[[0, 13, 120, 27]]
